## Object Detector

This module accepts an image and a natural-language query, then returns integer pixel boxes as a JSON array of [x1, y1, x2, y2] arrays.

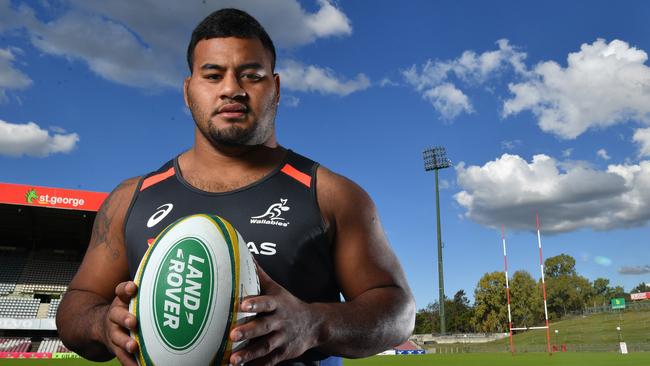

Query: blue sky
[[1, 0, 649, 309]]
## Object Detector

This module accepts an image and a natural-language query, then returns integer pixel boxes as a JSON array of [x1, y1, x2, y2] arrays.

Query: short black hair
[[187, 8, 276, 73]]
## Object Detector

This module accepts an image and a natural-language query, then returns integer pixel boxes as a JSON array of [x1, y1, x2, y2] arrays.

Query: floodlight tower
[[423, 146, 451, 335]]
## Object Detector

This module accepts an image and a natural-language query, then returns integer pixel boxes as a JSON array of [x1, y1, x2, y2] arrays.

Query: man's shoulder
[[316, 165, 375, 221]]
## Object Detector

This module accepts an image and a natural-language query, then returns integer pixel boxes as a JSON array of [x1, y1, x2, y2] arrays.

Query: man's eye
[[242, 73, 262, 81], [206, 74, 222, 80]]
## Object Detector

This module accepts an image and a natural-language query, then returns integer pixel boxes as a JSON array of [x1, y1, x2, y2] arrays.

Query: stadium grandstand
[[0, 182, 106, 359]]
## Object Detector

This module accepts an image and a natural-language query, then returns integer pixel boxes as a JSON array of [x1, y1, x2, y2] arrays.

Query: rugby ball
[[129, 214, 259, 366]]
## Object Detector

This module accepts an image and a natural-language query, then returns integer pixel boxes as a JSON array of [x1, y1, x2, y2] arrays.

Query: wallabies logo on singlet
[[250, 198, 290, 227]]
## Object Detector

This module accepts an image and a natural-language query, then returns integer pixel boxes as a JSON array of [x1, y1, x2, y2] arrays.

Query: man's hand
[[103, 281, 139, 366], [229, 265, 322, 366]]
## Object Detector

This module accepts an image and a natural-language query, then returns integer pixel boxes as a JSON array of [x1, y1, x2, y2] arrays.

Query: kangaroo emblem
[[252, 199, 290, 221]]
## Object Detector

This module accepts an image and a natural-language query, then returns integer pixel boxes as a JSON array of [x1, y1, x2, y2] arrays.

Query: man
[[57, 8, 415, 366]]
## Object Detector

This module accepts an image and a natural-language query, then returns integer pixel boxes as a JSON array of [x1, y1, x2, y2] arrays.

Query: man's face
[[184, 37, 279, 147]]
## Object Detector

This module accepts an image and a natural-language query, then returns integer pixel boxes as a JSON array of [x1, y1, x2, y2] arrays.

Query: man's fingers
[[231, 315, 277, 342], [230, 332, 283, 365], [240, 295, 277, 314], [113, 345, 139, 366], [115, 281, 138, 303], [246, 348, 287, 366], [255, 263, 277, 289], [108, 305, 137, 331], [110, 326, 138, 354]]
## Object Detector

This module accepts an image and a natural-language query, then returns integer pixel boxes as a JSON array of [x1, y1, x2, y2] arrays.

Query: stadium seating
[[37, 338, 70, 353], [0, 297, 40, 318], [47, 298, 61, 318], [0, 337, 32, 352], [17, 259, 79, 294], [0, 254, 26, 296]]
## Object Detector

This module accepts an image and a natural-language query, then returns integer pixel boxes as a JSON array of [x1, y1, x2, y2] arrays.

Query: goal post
[[501, 213, 552, 355]]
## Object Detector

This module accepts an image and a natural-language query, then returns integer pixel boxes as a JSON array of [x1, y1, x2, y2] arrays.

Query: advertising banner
[[0, 318, 57, 330], [53, 352, 81, 359], [0, 352, 52, 359], [630, 292, 650, 301], [0, 182, 107, 212]]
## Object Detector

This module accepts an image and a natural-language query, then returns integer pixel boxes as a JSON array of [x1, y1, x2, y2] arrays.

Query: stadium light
[[422, 146, 451, 335]]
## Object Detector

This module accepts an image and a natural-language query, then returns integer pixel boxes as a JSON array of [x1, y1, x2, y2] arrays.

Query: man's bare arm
[[311, 167, 415, 357], [56, 177, 139, 362], [228, 167, 415, 364]]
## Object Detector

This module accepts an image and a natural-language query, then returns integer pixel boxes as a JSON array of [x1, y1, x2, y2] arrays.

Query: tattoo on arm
[[90, 180, 132, 261]]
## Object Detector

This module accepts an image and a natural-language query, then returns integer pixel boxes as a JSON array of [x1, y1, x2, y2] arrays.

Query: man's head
[[184, 8, 280, 149], [187, 8, 276, 73]]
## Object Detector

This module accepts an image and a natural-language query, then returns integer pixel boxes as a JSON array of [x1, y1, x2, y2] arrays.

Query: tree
[[472, 272, 508, 333], [544, 254, 577, 279], [414, 302, 439, 334], [510, 270, 544, 327], [544, 254, 592, 318], [631, 282, 649, 294], [590, 278, 617, 307], [446, 290, 474, 333]]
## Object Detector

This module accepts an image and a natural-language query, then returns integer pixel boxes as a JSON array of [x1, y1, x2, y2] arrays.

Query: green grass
[[425, 309, 650, 353], [345, 353, 650, 366], [2, 353, 650, 366]]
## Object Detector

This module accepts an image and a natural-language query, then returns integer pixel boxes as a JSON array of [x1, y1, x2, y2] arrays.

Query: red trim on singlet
[[140, 167, 175, 191], [280, 164, 311, 188]]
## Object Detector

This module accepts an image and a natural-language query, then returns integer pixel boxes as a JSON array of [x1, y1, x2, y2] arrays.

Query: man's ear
[[273, 73, 281, 105], [183, 76, 191, 108]]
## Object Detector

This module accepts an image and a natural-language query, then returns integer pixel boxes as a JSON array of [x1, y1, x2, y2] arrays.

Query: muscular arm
[[56, 177, 139, 361], [311, 167, 415, 357], [229, 167, 415, 364]]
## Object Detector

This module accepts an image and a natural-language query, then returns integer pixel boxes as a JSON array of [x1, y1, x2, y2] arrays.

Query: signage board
[[611, 298, 626, 310]]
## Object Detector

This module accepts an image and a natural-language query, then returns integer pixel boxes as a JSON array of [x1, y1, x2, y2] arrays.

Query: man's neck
[[177, 136, 287, 193]]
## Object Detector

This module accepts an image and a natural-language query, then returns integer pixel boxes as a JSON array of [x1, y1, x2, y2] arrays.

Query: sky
[[1, 0, 650, 310]]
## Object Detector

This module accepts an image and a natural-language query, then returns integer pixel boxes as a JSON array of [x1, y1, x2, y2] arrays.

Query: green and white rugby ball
[[130, 214, 259, 366]]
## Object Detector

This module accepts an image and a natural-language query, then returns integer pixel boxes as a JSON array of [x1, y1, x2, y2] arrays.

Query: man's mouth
[[217, 103, 248, 119]]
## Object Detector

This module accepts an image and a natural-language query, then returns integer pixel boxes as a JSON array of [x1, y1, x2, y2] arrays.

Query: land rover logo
[[152, 236, 214, 351]]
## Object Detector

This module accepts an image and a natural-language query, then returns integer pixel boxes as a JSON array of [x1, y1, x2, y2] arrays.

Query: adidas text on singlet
[[124, 150, 341, 366]]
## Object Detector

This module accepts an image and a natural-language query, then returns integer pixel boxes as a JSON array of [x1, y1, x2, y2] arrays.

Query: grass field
[[3, 309, 648, 364], [423, 308, 650, 353], [346, 353, 650, 366], [1, 353, 650, 366]]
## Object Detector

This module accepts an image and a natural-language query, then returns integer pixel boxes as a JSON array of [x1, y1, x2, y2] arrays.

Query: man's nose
[[220, 73, 247, 99]]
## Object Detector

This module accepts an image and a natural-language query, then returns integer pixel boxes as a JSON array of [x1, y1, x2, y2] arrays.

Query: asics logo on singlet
[[147, 203, 174, 228], [250, 198, 290, 227]]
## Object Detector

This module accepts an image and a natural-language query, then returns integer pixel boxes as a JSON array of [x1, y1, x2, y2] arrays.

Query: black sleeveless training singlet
[[123, 150, 342, 366]]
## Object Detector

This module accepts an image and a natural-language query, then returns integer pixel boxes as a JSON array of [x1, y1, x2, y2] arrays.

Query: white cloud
[[0, 47, 32, 101], [379, 78, 398, 87], [49, 126, 67, 134], [278, 60, 370, 96], [562, 148, 574, 158], [29, 12, 180, 90], [455, 153, 650, 233], [597, 149, 611, 160], [403, 39, 527, 119], [0, 0, 32, 32], [4, 0, 352, 90], [423, 83, 473, 120], [0, 119, 79, 157], [618, 265, 650, 275], [633, 127, 650, 157], [503, 39, 650, 139], [282, 95, 300, 107], [501, 139, 522, 150], [304, 0, 352, 38]]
